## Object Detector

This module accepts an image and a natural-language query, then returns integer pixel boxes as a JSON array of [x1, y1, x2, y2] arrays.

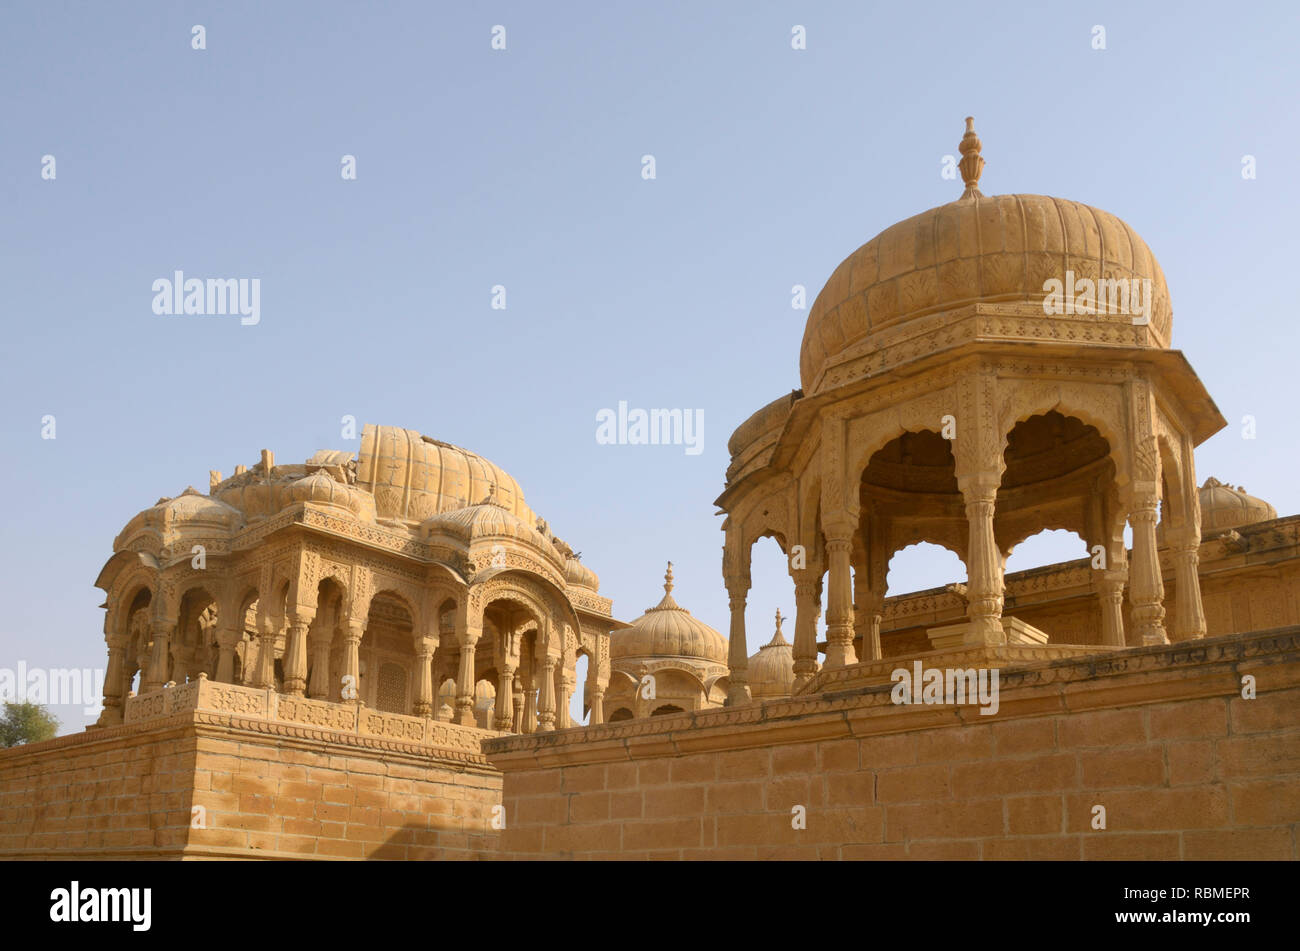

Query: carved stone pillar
[[240, 631, 258, 687], [961, 480, 1005, 644], [724, 575, 752, 705], [495, 663, 516, 731], [98, 635, 129, 726], [512, 673, 525, 733], [141, 619, 173, 694], [413, 637, 436, 716], [536, 654, 557, 732], [823, 524, 858, 668], [852, 551, 883, 663], [1128, 487, 1168, 645], [214, 623, 241, 684], [254, 617, 279, 690], [282, 613, 312, 696], [866, 608, 883, 662], [862, 529, 888, 663], [1098, 571, 1127, 647], [851, 547, 871, 662], [1172, 535, 1207, 641], [455, 635, 478, 727], [557, 668, 575, 729], [341, 619, 364, 703], [307, 627, 333, 699], [791, 573, 820, 692], [588, 682, 605, 725]]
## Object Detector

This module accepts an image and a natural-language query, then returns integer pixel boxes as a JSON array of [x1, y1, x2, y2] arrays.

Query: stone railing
[[122, 675, 498, 760]]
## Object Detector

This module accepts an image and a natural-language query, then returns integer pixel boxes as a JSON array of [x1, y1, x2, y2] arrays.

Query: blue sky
[[2, 1, 1298, 732]]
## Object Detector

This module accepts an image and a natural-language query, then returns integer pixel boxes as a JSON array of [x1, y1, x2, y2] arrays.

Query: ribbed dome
[[564, 557, 600, 591], [747, 609, 795, 699], [155, 487, 243, 524], [1198, 477, 1276, 534], [113, 486, 246, 553], [799, 123, 1171, 394], [423, 501, 549, 548], [281, 470, 369, 516], [357, 424, 532, 523], [611, 563, 728, 664]]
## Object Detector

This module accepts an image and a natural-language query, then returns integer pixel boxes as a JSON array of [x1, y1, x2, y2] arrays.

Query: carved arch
[[845, 385, 961, 493], [996, 379, 1130, 488], [469, 570, 581, 658]]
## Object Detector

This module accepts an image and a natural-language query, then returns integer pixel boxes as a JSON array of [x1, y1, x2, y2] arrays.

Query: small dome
[[747, 609, 795, 699], [423, 500, 550, 548], [155, 487, 243, 522], [564, 556, 600, 591], [437, 679, 457, 704], [281, 470, 369, 516], [611, 563, 728, 664], [1198, 477, 1276, 534]]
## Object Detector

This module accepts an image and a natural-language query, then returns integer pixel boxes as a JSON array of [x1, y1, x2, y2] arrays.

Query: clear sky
[[3, 1, 1298, 733]]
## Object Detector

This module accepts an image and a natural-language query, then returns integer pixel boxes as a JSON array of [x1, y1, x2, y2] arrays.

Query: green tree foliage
[[0, 701, 60, 747]]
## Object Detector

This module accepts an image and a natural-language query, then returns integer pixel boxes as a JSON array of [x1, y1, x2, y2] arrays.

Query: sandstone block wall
[[0, 722, 196, 859], [486, 629, 1300, 860], [5, 630, 1297, 861], [183, 730, 501, 859], [0, 714, 503, 860]]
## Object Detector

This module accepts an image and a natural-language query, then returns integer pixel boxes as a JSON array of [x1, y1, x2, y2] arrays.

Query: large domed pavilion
[[92, 424, 616, 733], [716, 118, 1226, 702]]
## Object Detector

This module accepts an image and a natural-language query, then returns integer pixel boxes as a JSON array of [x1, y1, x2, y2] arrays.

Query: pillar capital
[[724, 572, 750, 598], [821, 514, 857, 544], [1126, 480, 1161, 511], [287, 603, 315, 626], [105, 630, 131, 651], [1167, 527, 1202, 556], [824, 535, 853, 556]]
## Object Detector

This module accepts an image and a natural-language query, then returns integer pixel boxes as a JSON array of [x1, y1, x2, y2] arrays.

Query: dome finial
[[765, 608, 790, 647], [664, 561, 674, 595], [958, 116, 985, 200]]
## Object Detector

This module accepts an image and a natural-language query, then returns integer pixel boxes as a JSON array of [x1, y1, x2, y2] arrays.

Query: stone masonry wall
[[0, 719, 196, 859], [0, 701, 503, 860], [4, 630, 1297, 860], [485, 629, 1300, 860]]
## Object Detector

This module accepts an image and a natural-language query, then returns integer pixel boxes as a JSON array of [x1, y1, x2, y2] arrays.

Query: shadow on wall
[[370, 820, 500, 861]]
